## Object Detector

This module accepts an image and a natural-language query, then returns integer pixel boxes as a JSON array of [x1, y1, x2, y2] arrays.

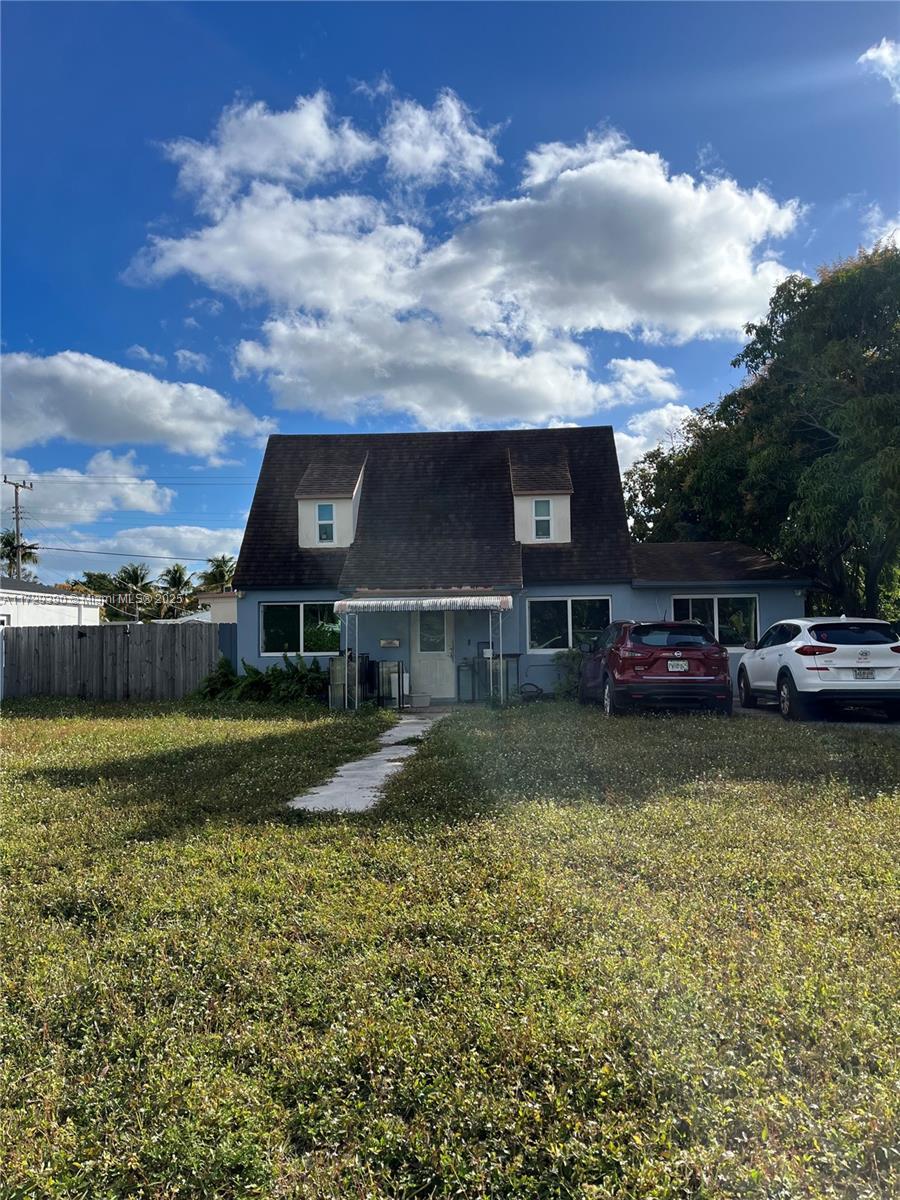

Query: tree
[[156, 563, 196, 618], [1, 528, 39, 576], [198, 554, 236, 592], [624, 244, 900, 616], [115, 562, 153, 592]]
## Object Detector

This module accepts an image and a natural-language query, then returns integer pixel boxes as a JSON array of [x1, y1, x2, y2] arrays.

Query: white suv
[[738, 617, 900, 721]]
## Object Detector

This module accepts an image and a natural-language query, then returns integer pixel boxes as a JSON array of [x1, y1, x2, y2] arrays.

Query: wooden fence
[[1, 623, 229, 701]]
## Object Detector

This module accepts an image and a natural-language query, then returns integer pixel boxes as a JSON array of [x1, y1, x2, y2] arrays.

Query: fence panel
[[1, 623, 224, 702]]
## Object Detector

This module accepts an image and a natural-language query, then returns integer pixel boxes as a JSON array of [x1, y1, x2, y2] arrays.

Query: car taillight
[[619, 647, 647, 658], [795, 644, 837, 656], [891, 645, 900, 654]]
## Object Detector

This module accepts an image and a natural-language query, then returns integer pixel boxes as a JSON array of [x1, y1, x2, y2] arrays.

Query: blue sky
[[2, 1, 898, 584]]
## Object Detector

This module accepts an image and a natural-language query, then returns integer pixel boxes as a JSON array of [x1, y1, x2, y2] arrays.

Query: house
[[0, 576, 104, 627], [234, 429, 808, 702], [194, 589, 238, 623]]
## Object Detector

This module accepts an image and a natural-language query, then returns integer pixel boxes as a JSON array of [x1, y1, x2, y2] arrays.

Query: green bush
[[196, 654, 329, 704], [553, 647, 584, 700]]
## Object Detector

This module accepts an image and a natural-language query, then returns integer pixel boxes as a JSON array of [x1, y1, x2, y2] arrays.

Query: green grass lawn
[[2, 700, 898, 1199]]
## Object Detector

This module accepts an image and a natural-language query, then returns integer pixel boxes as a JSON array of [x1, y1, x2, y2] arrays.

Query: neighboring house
[[234, 429, 809, 701], [194, 590, 238, 623], [0, 576, 104, 627], [151, 610, 213, 624]]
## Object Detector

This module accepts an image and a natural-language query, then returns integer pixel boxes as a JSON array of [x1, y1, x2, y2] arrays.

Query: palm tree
[[158, 562, 193, 595], [198, 554, 236, 593], [1, 528, 39, 577], [115, 562, 153, 591], [156, 563, 195, 618]]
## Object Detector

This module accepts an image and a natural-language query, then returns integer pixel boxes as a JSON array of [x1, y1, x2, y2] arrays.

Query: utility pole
[[3, 476, 34, 580]]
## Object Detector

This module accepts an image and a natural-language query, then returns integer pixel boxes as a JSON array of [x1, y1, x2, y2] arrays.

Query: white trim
[[258, 600, 341, 657], [335, 595, 513, 613], [526, 595, 613, 653], [670, 593, 759, 647], [316, 502, 335, 544], [533, 497, 552, 541]]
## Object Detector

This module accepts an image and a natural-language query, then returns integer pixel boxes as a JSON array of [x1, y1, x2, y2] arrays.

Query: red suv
[[580, 620, 733, 715]]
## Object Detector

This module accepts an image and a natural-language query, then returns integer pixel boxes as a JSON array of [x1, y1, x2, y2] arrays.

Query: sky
[[2, 1, 898, 586]]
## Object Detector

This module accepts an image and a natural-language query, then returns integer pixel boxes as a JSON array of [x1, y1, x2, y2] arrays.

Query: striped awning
[[334, 595, 513, 614]]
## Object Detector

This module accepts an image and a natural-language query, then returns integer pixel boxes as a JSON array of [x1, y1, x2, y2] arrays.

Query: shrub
[[553, 647, 584, 700], [195, 654, 329, 704]]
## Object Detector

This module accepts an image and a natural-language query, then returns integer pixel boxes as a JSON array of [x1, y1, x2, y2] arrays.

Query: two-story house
[[234, 427, 808, 702]]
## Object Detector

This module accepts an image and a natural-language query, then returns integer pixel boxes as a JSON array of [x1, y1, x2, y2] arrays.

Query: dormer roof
[[294, 458, 366, 498], [508, 447, 573, 495]]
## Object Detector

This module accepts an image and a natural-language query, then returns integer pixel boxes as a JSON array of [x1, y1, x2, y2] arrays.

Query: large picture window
[[672, 595, 758, 646], [527, 597, 611, 651], [260, 602, 340, 655]]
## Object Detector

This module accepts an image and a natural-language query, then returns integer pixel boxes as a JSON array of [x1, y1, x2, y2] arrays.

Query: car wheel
[[602, 677, 620, 717], [883, 700, 900, 723], [778, 671, 818, 721], [716, 695, 734, 717], [737, 668, 757, 709]]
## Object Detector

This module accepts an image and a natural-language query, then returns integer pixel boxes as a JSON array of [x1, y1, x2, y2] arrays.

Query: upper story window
[[316, 503, 335, 543], [533, 499, 551, 540]]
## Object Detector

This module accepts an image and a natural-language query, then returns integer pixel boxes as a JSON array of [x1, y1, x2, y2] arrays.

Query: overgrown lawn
[[2, 700, 898, 1198]]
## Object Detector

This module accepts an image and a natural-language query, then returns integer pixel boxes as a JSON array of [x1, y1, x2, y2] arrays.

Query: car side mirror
[[744, 640, 757, 650]]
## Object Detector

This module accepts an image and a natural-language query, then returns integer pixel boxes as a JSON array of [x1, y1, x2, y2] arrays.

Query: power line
[[35, 545, 222, 561]]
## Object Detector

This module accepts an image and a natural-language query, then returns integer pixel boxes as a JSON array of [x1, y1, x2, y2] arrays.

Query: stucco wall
[[513, 495, 571, 544], [236, 582, 806, 692], [297, 498, 354, 547], [0, 594, 103, 627]]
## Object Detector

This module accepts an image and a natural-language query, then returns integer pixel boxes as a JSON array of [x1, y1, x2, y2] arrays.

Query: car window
[[756, 625, 781, 649], [809, 623, 899, 646], [779, 624, 801, 643], [629, 623, 717, 647]]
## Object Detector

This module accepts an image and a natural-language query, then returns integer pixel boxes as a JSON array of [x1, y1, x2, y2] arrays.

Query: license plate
[[854, 668, 875, 680], [667, 660, 689, 672]]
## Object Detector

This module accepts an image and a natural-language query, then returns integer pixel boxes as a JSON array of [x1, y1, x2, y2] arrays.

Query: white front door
[[411, 611, 455, 700]]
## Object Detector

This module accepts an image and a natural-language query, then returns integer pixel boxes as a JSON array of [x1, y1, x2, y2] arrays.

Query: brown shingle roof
[[294, 460, 366, 498], [235, 427, 633, 591], [508, 447, 573, 495], [632, 542, 808, 584]]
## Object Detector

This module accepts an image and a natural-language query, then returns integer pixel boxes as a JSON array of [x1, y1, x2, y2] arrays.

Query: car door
[[748, 624, 784, 692]]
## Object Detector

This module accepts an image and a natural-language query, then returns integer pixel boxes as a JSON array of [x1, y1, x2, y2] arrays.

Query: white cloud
[[131, 186, 423, 310], [2, 451, 175, 528], [1, 351, 274, 462], [35, 525, 244, 583], [613, 403, 694, 472], [127, 344, 167, 368], [862, 202, 899, 247], [174, 348, 210, 373], [858, 37, 900, 103], [382, 89, 499, 187], [164, 91, 378, 214], [132, 94, 801, 430]]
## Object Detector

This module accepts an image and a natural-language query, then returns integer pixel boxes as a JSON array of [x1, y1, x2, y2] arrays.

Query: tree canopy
[[624, 244, 900, 617]]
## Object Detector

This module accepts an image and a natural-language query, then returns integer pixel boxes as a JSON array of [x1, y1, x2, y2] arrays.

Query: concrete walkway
[[288, 713, 437, 813]]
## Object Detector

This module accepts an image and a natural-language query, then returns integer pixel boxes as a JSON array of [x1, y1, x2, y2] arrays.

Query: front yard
[[2, 700, 898, 1199]]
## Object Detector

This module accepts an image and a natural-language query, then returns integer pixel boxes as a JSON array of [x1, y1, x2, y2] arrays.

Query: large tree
[[1, 528, 39, 577], [198, 554, 236, 592], [624, 244, 900, 616]]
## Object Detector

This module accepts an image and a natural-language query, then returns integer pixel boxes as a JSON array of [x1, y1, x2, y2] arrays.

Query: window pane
[[419, 610, 445, 652], [672, 598, 691, 622], [317, 523, 334, 543], [534, 519, 551, 539], [716, 597, 757, 646], [691, 597, 715, 629], [529, 600, 569, 650], [262, 604, 301, 653], [303, 603, 340, 653], [317, 503, 334, 521], [810, 622, 898, 645], [572, 598, 610, 643], [534, 499, 550, 517]]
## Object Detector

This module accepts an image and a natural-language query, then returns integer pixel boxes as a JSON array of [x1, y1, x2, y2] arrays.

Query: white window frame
[[533, 498, 552, 540], [671, 593, 759, 648], [526, 596, 612, 654], [316, 502, 335, 544], [259, 601, 341, 657]]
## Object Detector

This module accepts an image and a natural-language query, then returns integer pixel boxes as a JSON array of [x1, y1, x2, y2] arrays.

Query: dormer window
[[533, 499, 552, 540], [316, 502, 335, 543]]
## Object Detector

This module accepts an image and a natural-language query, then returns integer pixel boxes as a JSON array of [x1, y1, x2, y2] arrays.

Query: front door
[[411, 611, 455, 700]]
